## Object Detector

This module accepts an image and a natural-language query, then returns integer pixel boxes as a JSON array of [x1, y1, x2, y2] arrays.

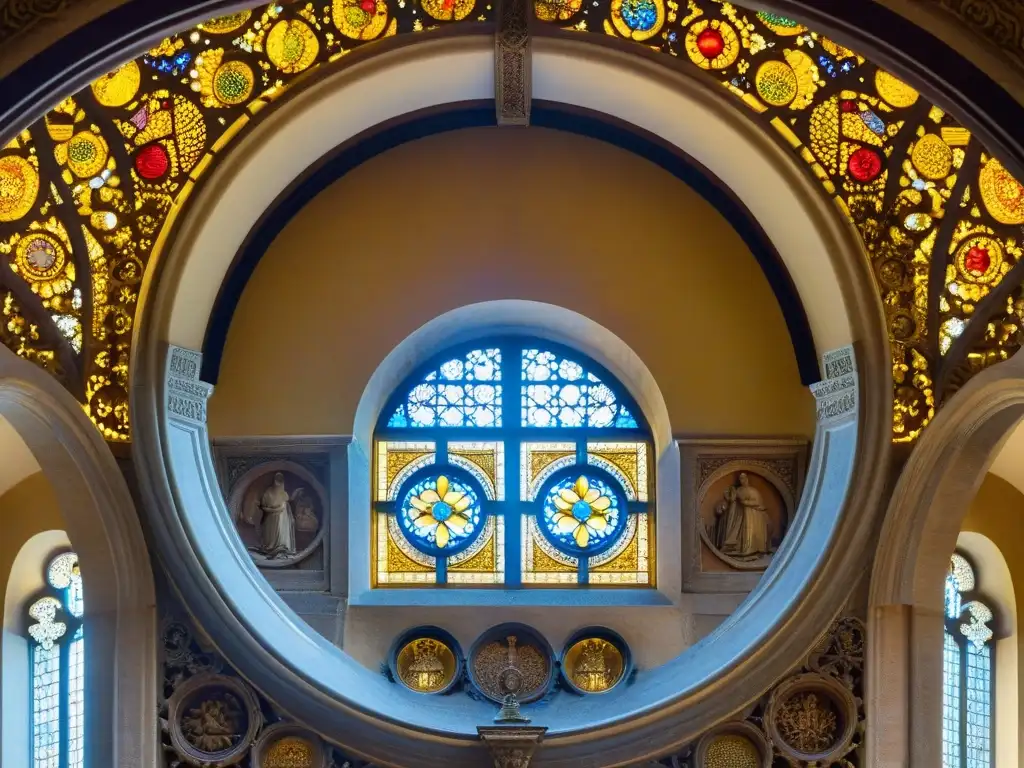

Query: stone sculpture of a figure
[[251, 472, 296, 558], [713, 472, 773, 559]]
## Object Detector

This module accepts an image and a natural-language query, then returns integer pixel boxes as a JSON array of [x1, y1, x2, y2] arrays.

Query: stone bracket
[[165, 345, 212, 428]]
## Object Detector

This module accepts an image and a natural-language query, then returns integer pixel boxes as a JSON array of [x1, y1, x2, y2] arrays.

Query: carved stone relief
[[680, 439, 807, 592]]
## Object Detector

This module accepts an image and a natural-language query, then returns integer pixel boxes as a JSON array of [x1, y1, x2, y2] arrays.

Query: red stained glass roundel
[[696, 28, 724, 59], [848, 147, 883, 182], [135, 143, 169, 180], [965, 246, 991, 275]]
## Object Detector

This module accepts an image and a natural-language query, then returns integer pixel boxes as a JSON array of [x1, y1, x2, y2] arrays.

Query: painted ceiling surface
[[0, 1, 1021, 442]]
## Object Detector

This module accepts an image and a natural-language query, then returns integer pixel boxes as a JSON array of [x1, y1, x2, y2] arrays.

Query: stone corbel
[[477, 726, 548, 768]]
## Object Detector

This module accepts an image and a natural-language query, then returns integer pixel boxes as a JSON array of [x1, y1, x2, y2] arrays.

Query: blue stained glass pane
[[943, 631, 962, 768], [391, 349, 502, 428], [400, 475, 482, 553], [541, 475, 623, 553], [522, 349, 633, 428], [965, 642, 992, 768], [32, 643, 60, 768], [68, 630, 85, 768]]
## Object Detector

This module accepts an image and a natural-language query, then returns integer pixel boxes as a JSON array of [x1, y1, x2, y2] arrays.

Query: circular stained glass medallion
[[534, 0, 583, 21], [421, 0, 476, 21], [395, 636, 460, 693], [91, 61, 141, 107], [685, 19, 739, 69], [213, 61, 254, 106], [399, 473, 482, 555], [611, 0, 664, 41], [266, 19, 320, 74], [979, 158, 1024, 225], [956, 235, 1002, 283], [541, 472, 624, 555], [15, 233, 65, 279], [0, 155, 40, 222]]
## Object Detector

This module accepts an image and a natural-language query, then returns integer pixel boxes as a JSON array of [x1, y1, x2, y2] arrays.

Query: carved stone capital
[[477, 725, 548, 768], [811, 345, 858, 426]]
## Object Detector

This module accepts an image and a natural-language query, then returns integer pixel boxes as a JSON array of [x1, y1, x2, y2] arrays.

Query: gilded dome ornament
[[0, 155, 39, 222], [251, 723, 328, 768], [560, 628, 631, 695], [390, 630, 462, 694]]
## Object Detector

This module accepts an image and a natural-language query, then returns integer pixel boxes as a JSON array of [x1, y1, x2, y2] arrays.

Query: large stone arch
[[869, 352, 1024, 767], [0, 345, 157, 767]]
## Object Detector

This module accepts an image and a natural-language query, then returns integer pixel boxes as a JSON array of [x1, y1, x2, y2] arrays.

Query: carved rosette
[[763, 672, 859, 765], [167, 673, 264, 767]]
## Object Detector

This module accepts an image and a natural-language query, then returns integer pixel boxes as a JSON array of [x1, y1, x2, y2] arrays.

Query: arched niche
[[131, 34, 891, 766], [869, 352, 1024, 767], [0, 346, 157, 768]]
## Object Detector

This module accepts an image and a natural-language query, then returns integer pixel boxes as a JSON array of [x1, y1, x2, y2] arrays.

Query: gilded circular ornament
[[705, 735, 761, 768], [332, 0, 390, 40], [978, 158, 1024, 225], [534, 0, 583, 21], [955, 235, 1002, 283], [469, 624, 554, 704], [200, 11, 252, 34], [848, 147, 883, 183], [0, 155, 39, 222], [877, 258, 907, 288], [15, 233, 65, 279], [756, 10, 805, 35], [889, 312, 917, 341], [685, 20, 739, 69], [911, 133, 953, 180], [422, 0, 476, 21], [611, 0, 665, 41], [874, 69, 919, 108], [755, 60, 798, 107], [213, 61, 254, 106], [66, 132, 108, 178], [904, 212, 933, 232], [264, 736, 314, 768], [251, 723, 328, 768], [395, 637, 459, 693], [561, 633, 627, 694], [266, 19, 320, 74], [91, 61, 141, 107]]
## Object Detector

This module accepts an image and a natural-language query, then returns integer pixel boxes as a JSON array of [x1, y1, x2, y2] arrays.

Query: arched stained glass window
[[943, 552, 995, 768], [373, 339, 654, 587], [27, 551, 84, 768]]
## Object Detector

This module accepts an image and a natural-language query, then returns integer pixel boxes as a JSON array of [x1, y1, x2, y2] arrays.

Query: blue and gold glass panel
[[374, 338, 654, 587], [28, 552, 84, 768]]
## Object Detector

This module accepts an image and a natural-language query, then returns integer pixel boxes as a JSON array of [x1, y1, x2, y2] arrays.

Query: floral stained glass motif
[[28, 551, 84, 768], [522, 349, 638, 428], [387, 348, 502, 428], [374, 337, 654, 587], [543, 475, 622, 550], [401, 475, 481, 551], [943, 552, 995, 768]]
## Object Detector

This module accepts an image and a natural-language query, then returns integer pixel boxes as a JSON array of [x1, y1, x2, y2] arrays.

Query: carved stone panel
[[680, 439, 807, 593], [212, 436, 350, 595]]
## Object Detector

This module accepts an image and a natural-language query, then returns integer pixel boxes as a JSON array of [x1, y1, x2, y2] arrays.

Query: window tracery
[[373, 339, 654, 586], [26, 551, 85, 768], [943, 552, 995, 768]]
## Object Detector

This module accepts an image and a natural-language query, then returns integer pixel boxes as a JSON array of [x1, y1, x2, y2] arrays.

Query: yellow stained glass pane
[[449, 441, 504, 500], [587, 441, 649, 501], [376, 441, 435, 501], [590, 513, 652, 585], [448, 517, 505, 584], [521, 517, 578, 584], [374, 511, 436, 585], [520, 442, 575, 501]]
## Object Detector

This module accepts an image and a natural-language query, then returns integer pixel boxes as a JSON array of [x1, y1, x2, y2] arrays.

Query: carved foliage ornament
[[929, 0, 1024, 72], [0, 0, 73, 45]]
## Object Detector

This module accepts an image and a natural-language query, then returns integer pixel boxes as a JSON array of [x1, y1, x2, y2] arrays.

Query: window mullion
[[59, 638, 69, 768], [960, 638, 968, 768]]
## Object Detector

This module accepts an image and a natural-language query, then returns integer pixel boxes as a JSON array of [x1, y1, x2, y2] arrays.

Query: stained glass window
[[27, 551, 84, 768], [373, 339, 654, 587], [943, 552, 994, 768]]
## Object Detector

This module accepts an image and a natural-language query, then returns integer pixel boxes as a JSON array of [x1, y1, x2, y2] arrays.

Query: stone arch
[[0, 345, 157, 767], [869, 351, 1024, 767]]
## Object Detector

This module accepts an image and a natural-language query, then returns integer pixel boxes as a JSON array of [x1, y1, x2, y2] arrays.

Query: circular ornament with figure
[[167, 674, 263, 767], [560, 627, 630, 695], [538, 470, 626, 557], [228, 461, 327, 568], [391, 629, 462, 694], [468, 624, 554, 704], [251, 722, 329, 768], [763, 673, 858, 764]]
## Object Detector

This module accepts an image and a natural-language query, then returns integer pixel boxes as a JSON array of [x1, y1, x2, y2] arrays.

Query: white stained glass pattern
[[32, 644, 60, 768], [68, 628, 85, 768], [28, 597, 66, 650], [943, 630, 961, 768], [965, 642, 992, 768], [960, 601, 995, 648], [387, 348, 502, 428], [521, 349, 638, 428]]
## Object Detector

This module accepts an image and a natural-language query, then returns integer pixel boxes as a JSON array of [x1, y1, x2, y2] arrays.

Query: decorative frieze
[[165, 346, 212, 428]]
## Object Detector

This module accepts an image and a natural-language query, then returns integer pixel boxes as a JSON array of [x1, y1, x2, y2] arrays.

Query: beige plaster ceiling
[[988, 417, 1024, 496], [0, 415, 39, 500]]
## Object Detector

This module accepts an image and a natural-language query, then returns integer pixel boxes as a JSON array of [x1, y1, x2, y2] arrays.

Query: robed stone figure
[[712, 472, 773, 559], [244, 472, 299, 559]]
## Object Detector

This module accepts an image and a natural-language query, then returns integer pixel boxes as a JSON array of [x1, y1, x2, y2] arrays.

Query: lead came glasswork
[[942, 553, 995, 768], [374, 337, 655, 587], [28, 551, 85, 768]]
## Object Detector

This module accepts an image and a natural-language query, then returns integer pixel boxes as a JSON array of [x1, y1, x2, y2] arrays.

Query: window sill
[[348, 588, 674, 607]]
